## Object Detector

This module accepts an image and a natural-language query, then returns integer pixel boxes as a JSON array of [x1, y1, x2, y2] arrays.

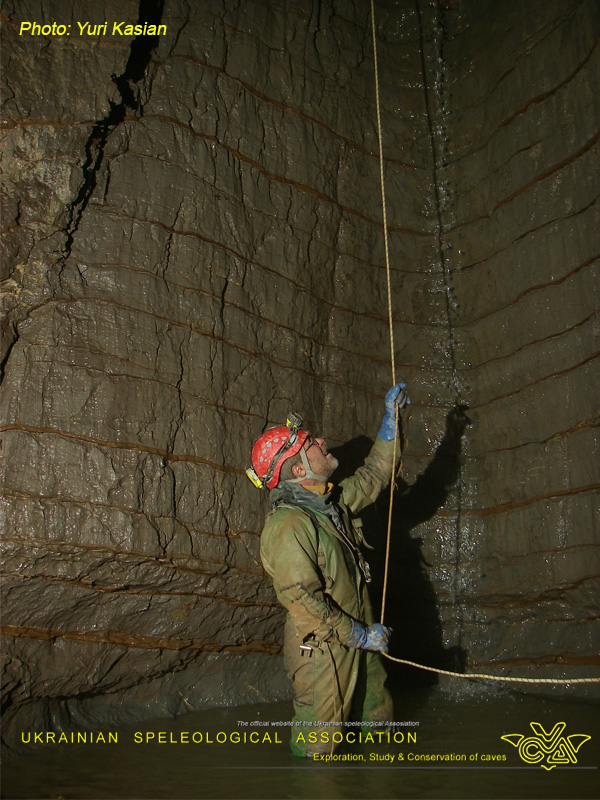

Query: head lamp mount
[[246, 412, 304, 490]]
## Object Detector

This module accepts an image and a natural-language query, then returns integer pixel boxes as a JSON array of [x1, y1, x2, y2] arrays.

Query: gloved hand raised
[[347, 620, 392, 653], [378, 382, 411, 441]]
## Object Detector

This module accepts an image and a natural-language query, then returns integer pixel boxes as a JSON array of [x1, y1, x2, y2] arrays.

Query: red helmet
[[248, 418, 309, 490]]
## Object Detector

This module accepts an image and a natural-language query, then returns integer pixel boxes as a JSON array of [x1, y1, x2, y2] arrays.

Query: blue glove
[[347, 620, 392, 653], [378, 383, 411, 441]]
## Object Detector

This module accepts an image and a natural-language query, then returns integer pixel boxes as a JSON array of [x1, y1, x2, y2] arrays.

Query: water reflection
[[3, 685, 598, 799]]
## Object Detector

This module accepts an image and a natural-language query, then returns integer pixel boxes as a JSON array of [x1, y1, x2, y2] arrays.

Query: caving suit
[[259, 436, 400, 757]]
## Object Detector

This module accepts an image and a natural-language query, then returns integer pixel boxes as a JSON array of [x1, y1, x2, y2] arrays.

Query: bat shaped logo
[[501, 722, 591, 770]]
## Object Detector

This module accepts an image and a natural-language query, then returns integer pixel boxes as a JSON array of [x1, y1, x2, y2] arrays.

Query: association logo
[[501, 722, 591, 771]]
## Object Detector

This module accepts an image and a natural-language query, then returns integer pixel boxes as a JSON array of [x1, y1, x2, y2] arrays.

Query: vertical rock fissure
[[60, 0, 166, 267], [0, 326, 17, 385], [415, 0, 466, 648], [1, 1, 167, 385]]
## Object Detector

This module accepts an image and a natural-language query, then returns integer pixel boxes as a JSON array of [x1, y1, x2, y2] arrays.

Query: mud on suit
[[259, 437, 400, 757]]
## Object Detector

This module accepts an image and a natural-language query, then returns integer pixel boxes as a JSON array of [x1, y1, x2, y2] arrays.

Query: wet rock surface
[[414, 0, 600, 673], [1, 0, 598, 749]]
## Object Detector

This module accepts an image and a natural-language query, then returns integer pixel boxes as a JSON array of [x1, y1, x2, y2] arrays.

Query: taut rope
[[370, 0, 398, 628]]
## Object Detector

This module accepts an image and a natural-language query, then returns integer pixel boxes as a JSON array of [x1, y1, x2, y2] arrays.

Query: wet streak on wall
[[415, 0, 600, 672], [0, 0, 598, 744]]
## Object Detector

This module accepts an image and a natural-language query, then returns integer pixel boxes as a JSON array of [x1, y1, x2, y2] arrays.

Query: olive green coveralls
[[260, 437, 399, 757]]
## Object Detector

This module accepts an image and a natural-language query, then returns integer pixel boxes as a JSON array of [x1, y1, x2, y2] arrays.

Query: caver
[[247, 385, 410, 757]]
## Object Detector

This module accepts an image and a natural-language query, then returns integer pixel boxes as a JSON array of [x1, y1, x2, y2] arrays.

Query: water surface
[[3, 684, 598, 799]]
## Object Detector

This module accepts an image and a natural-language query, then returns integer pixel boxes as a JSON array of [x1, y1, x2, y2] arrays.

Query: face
[[303, 436, 339, 478]]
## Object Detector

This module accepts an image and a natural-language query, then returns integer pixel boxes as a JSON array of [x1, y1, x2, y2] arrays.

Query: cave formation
[[1, 0, 598, 747]]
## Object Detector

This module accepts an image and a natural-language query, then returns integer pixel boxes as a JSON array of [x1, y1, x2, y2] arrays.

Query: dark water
[[2, 684, 599, 800]]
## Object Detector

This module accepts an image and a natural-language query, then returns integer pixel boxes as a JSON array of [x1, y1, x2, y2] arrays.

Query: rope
[[369, 0, 599, 688], [370, 0, 396, 387], [382, 653, 600, 685], [370, 0, 398, 627]]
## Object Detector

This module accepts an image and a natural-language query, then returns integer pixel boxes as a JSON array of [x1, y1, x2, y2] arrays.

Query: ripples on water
[[3, 684, 599, 799]]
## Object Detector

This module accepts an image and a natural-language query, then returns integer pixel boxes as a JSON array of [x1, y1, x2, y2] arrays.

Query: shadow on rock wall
[[330, 405, 471, 689]]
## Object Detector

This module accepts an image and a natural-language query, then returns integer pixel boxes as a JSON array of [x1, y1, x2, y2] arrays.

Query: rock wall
[[413, 0, 600, 674], [1, 0, 598, 747], [0, 0, 438, 743]]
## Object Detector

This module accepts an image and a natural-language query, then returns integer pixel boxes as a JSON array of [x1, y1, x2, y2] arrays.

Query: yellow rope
[[383, 653, 600, 684], [369, 0, 599, 688], [370, 0, 396, 387], [370, 0, 397, 628]]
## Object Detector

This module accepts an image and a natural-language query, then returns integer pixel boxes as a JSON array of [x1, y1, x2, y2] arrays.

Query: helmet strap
[[287, 447, 329, 484]]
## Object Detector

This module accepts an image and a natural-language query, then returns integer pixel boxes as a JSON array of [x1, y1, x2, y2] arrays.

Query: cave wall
[[414, 0, 599, 672], [1, 0, 443, 743], [420, 2, 600, 675], [1, 0, 598, 746]]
